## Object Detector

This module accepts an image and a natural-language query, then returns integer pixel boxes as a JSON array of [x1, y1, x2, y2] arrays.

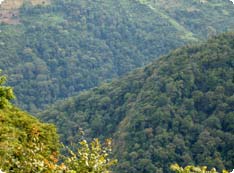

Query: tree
[[0, 70, 15, 108], [63, 138, 117, 173], [0, 70, 116, 173], [170, 164, 229, 173]]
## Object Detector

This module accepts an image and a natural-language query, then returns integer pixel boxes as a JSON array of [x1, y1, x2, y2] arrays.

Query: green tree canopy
[[39, 33, 234, 173], [0, 70, 15, 108], [170, 164, 229, 173]]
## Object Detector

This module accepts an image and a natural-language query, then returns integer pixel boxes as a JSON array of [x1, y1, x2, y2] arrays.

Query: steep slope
[[1, 0, 234, 112], [39, 33, 234, 173]]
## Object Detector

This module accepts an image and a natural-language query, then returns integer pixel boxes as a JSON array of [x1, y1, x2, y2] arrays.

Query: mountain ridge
[[39, 32, 234, 173], [1, 0, 234, 112]]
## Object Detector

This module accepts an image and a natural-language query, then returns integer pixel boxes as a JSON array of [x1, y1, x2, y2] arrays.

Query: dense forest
[[39, 33, 234, 173], [1, 0, 234, 111], [1, 0, 234, 172]]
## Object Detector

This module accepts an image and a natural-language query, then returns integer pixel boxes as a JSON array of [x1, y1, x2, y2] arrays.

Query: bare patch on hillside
[[0, 0, 50, 24]]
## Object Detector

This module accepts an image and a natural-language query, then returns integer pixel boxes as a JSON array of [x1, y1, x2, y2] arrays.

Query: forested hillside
[[1, 0, 234, 111], [39, 33, 234, 173]]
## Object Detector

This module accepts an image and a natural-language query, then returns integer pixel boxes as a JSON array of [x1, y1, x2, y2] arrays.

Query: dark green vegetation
[[1, 0, 234, 111], [39, 33, 234, 173]]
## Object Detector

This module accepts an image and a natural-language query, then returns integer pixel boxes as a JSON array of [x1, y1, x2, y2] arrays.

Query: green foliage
[[0, 75, 116, 173], [0, 105, 116, 173], [0, 71, 60, 172], [63, 138, 117, 173], [0, 125, 116, 173], [0, 70, 15, 108], [170, 164, 229, 173], [0, 107, 60, 173], [1, 0, 234, 111], [39, 33, 234, 173]]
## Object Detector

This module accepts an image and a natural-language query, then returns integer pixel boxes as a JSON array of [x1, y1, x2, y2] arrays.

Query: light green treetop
[[170, 164, 229, 173], [0, 70, 15, 108]]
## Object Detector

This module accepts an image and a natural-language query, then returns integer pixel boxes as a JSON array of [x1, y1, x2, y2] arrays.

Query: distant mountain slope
[[139, 0, 234, 38], [0, 0, 49, 9], [0, 0, 50, 24], [39, 33, 234, 173], [0, 0, 234, 111]]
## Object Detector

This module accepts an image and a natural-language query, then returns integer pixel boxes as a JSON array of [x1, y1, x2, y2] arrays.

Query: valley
[[0, 0, 234, 173], [0, 0, 234, 112]]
